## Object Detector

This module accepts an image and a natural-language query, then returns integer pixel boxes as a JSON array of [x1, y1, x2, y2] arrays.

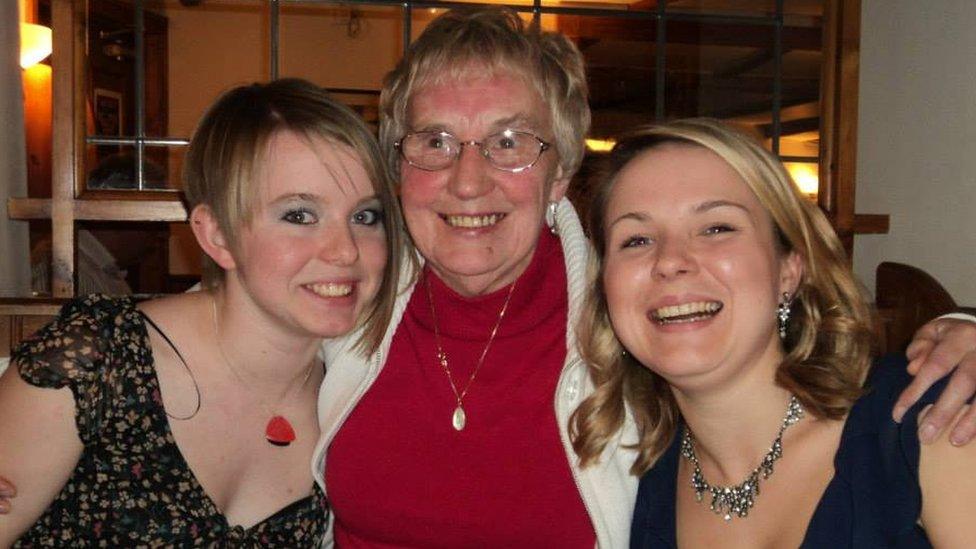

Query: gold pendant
[[452, 405, 466, 431]]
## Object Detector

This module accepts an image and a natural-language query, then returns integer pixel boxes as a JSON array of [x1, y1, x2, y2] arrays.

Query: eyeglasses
[[394, 130, 552, 173]]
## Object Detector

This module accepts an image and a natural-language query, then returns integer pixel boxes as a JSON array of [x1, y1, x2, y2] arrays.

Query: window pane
[[86, 0, 270, 191], [84, 144, 184, 192], [412, 6, 536, 42], [86, 0, 139, 141], [663, 17, 780, 120], [280, 3, 402, 93], [556, 14, 657, 139], [154, 0, 267, 143], [666, 0, 823, 17]]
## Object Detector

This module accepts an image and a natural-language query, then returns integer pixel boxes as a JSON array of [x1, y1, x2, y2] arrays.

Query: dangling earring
[[777, 292, 792, 340], [545, 201, 559, 235]]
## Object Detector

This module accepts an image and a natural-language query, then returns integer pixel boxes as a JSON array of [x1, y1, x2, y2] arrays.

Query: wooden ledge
[[8, 197, 188, 222]]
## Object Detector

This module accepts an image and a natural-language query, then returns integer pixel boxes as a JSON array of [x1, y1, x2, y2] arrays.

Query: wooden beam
[[818, 0, 863, 255], [0, 298, 68, 355], [0, 298, 68, 316], [7, 198, 51, 219], [714, 47, 788, 78], [49, 0, 82, 297], [8, 197, 188, 222], [852, 213, 889, 235], [571, 18, 822, 51], [759, 116, 820, 138], [75, 200, 188, 221]]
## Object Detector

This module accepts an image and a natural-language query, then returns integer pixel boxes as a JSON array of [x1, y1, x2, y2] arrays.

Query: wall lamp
[[20, 22, 52, 69]]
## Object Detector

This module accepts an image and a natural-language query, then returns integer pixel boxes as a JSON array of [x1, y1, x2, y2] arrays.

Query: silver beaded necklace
[[680, 395, 805, 522]]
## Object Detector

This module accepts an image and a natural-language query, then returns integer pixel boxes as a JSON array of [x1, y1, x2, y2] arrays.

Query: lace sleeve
[[12, 294, 136, 444]]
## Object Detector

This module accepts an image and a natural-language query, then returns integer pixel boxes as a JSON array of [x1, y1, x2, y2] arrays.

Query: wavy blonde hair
[[570, 118, 876, 475]]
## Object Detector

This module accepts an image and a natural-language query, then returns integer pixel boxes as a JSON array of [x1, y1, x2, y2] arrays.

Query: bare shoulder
[[135, 291, 214, 418], [918, 404, 976, 546], [137, 290, 206, 321], [0, 358, 82, 543], [137, 292, 210, 357]]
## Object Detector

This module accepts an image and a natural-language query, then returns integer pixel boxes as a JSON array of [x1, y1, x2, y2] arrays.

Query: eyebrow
[[270, 193, 316, 205], [694, 199, 750, 214], [270, 192, 381, 206], [607, 199, 750, 229], [412, 113, 539, 135], [490, 114, 537, 132], [607, 211, 649, 230]]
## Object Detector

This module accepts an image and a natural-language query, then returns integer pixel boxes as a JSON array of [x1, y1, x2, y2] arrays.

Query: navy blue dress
[[631, 356, 938, 548]]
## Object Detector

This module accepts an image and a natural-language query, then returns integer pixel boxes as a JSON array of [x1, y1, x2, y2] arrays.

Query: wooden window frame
[[6, 0, 877, 305]]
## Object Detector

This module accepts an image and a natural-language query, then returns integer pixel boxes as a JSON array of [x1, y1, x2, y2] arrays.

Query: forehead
[[609, 144, 760, 214], [407, 67, 551, 132], [259, 130, 373, 199]]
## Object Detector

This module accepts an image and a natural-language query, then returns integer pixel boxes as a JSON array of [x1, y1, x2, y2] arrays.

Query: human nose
[[448, 141, 493, 199], [652, 236, 695, 279], [318, 222, 359, 266]]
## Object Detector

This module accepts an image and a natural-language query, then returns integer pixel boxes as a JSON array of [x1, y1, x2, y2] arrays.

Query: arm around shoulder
[[918, 404, 976, 546], [0, 362, 82, 544]]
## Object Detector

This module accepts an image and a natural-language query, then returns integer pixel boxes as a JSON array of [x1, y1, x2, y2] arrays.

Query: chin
[[434, 252, 502, 277], [294, 306, 361, 337], [632, 346, 722, 380], [311, 319, 358, 339]]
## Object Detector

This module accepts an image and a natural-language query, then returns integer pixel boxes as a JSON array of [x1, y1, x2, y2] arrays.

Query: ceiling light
[[785, 162, 819, 197], [585, 138, 615, 153]]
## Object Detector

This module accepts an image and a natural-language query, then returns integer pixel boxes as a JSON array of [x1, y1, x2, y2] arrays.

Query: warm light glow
[[785, 162, 819, 197], [20, 23, 52, 69], [585, 138, 616, 153]]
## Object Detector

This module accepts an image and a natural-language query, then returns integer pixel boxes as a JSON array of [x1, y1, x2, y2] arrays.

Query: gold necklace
[[211, 295, 316, 447], [424, 270, 517, 431]]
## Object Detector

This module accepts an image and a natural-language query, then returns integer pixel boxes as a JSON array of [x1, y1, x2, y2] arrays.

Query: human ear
[[190, 205, 237, 271], [779, 250, 804, 297], [547, 163, 571, 203]]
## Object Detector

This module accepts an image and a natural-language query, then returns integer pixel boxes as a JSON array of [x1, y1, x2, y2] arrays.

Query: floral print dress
[[12, 295, 328, 547]]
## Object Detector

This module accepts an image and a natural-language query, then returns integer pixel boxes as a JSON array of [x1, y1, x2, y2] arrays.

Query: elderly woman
[[310, 7, 976, 547], [573, 119, 975, 546], [313, 8, 625, 547]]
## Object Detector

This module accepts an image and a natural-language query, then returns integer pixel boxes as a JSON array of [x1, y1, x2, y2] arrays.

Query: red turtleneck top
[[325, 231, 595, 547]]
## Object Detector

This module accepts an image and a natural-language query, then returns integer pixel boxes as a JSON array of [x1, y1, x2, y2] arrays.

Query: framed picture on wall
[[93, 88, 123, 137], [91, 87, 125, 170]]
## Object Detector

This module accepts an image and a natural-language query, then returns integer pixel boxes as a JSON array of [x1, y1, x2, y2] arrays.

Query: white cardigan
[[311, 198, 640, 548]]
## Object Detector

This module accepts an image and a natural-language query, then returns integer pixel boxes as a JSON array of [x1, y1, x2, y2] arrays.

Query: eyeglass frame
[[394, 129, 552, 174]]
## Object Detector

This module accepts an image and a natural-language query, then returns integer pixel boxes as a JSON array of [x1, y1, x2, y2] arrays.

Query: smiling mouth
[[651, 301, 723, 324], [305, 282, 353, 298], [441, 213, 506, 228]]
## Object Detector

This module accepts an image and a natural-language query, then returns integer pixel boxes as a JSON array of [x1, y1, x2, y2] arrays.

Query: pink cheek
[[259, 239, 313, 268], [602, 269, 632, 311], [401, 170, 445, 203], [364, 242, 388, 275], [708, 249, 752, 279]]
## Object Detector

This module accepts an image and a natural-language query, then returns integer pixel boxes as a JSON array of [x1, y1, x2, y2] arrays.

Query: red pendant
[[265, 415, 296, 447]]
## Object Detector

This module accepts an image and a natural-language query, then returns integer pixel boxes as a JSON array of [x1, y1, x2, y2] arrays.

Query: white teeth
[[445, 214, 502, 228], [652, 301, 722, 324], [307, 283, 353, 297]]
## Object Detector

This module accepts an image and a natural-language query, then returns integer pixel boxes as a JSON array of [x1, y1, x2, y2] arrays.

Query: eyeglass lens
[[399, 131, 546, 171]]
